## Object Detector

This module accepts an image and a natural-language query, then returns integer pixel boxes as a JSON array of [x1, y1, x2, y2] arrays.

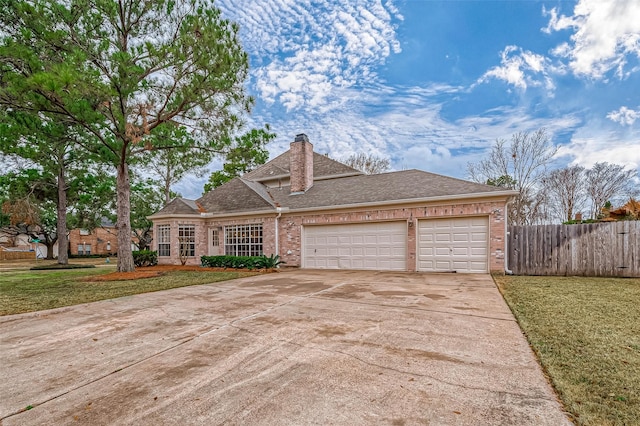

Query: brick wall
[[155, 199, 508, 272], [155, 216, 275, 266], [276, 199, 508, 272], [289, 135, 313, 193], [69, 227, 118, 255]]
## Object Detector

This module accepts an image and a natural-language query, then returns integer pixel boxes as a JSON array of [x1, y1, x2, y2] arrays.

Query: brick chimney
[[290, 133, 313, 193]]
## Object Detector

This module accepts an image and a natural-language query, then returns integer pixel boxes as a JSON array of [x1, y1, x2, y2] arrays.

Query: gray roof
[[196, 178, 274, 214], [151, 148, 514, 218], [154, 197, 201, 215], [267, 169, 510, 210], [243, 151, 362, 181]]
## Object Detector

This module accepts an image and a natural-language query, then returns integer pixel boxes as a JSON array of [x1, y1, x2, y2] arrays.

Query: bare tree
[[542, 166, 587, 222], [467, 129, 557, 225], [585, 162, 638, 219], [343, 153, 391, 175]]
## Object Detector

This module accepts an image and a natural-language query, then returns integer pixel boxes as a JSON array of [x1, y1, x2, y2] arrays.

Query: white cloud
[[478, 46, 556, 92], [557, 135, 640, 171], [607, 106, 640, 126], [248, 85, 581, 179], [543, 0, 640, 79], [217, 0, 402, 111]]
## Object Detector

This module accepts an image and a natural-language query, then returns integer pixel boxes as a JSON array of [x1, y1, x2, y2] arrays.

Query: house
[[149, 134, 517, 273], [68, 220, 143, 256], [68, 225, 117, 256]]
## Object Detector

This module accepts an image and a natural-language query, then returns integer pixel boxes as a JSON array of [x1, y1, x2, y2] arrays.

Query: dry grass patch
[[0, 268, 259, 316], [494, 275, 640, 426]]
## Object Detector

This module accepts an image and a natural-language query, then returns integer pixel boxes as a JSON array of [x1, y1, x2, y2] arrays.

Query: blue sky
[[176, 0, 640, 198]]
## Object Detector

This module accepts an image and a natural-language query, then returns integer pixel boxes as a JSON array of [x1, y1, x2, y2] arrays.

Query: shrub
[[31, 264, 96, 270], [132, 250, 158, 267], [201, 254, 285, 270]]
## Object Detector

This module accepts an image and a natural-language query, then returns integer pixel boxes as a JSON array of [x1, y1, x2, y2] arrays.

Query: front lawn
[[494, 275, 640, 426], [0, 268, 258, 316]]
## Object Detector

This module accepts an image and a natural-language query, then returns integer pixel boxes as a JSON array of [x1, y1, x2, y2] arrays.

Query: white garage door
[[303, 222, 407, 271], [418, 217, 489, 273]]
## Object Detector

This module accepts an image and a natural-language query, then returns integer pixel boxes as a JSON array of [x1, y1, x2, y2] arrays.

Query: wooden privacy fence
[[0, 247, 36, 261], [508, 221, 640, 277]]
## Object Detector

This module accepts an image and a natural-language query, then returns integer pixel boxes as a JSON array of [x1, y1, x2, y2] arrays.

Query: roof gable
[[197, 177, 274, 214], [153, 197, 201, 215], [243, 151, 362, 181]]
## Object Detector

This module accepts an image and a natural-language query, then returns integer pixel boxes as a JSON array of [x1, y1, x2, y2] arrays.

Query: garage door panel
[[435, 247, 450, 256], [452, 247, 469, 256], [304, 222, 407, 271], [418, 217, 489, 273]]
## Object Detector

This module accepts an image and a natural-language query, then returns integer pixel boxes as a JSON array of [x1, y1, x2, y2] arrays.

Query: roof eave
[[282, 190, 519, 214], [148, 209, 277, 221]]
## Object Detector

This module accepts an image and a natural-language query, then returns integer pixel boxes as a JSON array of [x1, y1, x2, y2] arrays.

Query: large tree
[[0, 110, 88, 264], [0, 0, 253, 271], [585, 162, 638, 219], [204, 127, 275, 192], [541, 165, 587, 223], [467, 129, 557, 225]]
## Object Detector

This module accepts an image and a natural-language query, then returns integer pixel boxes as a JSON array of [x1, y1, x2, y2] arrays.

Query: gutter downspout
[[504, 198, 514, 275], [275, 207, 282, 261]]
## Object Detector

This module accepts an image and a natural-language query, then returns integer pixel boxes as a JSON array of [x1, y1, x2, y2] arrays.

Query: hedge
[[132, 250, 158, 267], [201, 254, 284, 270]]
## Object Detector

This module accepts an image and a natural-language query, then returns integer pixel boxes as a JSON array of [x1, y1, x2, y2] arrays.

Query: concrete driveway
[[0, 270, 570, 425]]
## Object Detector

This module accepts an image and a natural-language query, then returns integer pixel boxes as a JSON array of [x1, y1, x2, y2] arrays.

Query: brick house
[[68, 222, 142, 256], [68, 225, 118, 256], [149, 134, 517, 273]]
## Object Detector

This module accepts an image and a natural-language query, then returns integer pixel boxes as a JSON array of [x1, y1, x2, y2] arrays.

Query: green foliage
[[255, 254, 285, 269], [204, 126, 276, 192], [562, 219, 600, 225], [486, 175, 517, 188], [132, 250, 158, 267], [201, 254, 285, 270], [1, 0, 257, 271], [30, 264, 96, 270], [129, 178, 165, 250]]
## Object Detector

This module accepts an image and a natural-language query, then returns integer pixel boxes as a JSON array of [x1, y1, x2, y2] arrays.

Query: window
[[211, 229, 220, 246], [224, 224, 263, 256], [80, 229, 90, 236], [77, 244, 84, 256], [157, 225, 171, 257], [85, 244, 91, 255], [178, 225, 195, 257]]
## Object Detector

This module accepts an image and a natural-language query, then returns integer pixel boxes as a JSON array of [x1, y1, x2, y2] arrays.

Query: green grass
[[494, 275, 640, 426], [0, 269, 258, 316]]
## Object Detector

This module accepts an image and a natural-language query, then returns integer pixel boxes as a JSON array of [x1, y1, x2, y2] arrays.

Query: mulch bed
[[85, 265, 275, 282]]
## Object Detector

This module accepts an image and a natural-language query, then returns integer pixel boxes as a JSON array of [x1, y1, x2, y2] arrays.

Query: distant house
[[68, 220, 143, 256], [149, 134, 517, 273], [68, 226, 117, 256]]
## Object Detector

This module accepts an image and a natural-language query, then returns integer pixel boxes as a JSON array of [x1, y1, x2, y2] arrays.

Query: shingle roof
[[150, 146, 515, 219], [266, 169, 511, 210], [153, 198, 201, 215], [243, 151, 361, 181], [196, 178, 274, 214]]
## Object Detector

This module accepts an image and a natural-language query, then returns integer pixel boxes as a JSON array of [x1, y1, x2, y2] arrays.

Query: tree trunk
[[57, 166, 69, 265], [45, 241, 55, 260], [116, 162, 135, 272], [164, 175, 171, 205]]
